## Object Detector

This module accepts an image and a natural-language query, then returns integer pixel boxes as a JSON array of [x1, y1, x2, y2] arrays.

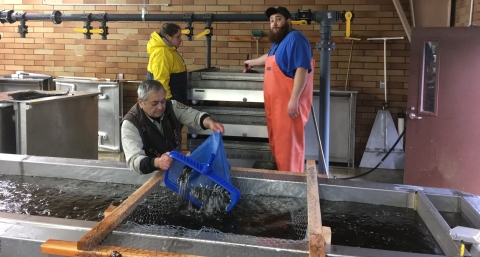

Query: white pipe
[[367, 37, 404, 105], [469, 0, 475, 27], [384, 39, 387, 104], [43, 0, 169, 6]]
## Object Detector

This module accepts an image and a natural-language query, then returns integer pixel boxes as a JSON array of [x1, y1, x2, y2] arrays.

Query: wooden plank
[[228, 36, 354, 44], [103, 205, 116, 218], [322, 226, 332, 245], [411, 0, 451, 27], [306, 160, 325, 257], [231, 166, 328, 179], [77, 171, 165, 250], [42, 239, 203, 257], [391, 0, 412, 42]]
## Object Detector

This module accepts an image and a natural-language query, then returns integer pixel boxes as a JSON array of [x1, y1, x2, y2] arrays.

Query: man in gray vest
[[121, 80, 224, 174]]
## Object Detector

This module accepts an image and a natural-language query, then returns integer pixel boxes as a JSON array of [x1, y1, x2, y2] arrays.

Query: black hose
[[338, 129, 405, 180]]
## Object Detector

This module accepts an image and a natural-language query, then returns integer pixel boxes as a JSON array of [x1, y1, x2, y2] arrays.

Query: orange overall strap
[[264, 56, 314, 172]]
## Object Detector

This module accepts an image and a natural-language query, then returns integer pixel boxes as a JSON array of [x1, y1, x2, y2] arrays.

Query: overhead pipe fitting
[[183, 13, 194, 41], [0, 9, 15, 23]]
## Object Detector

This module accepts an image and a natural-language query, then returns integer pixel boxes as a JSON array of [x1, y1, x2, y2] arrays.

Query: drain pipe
[[204, 14, 213, 69], [314, 11, 341, 175]]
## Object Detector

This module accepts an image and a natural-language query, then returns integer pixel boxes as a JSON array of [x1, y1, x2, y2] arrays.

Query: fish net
[[79, 168, 310, 257]]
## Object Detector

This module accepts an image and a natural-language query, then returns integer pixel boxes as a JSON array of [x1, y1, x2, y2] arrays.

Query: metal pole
[[384, 39, 387, 104], [311, 106, 329, 177]]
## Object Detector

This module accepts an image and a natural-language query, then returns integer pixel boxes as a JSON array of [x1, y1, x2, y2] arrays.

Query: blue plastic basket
[[164, 132, 241, 212]]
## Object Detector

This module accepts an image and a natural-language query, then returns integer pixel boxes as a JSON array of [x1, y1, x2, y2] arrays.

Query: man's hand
[[288, 67, 308, 119], [154, 152, 173, 170], [287, 98, 299, 118], [203, 117, 225, 134], [244, 54, 268, 69]]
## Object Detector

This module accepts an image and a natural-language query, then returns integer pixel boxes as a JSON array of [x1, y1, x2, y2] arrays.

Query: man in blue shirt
[[244, 6, 314, 172]]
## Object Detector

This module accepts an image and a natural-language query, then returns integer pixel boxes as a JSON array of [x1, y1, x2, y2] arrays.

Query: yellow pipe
[[345, 11, 352, 38], [90, 29, 104, 34], [73, 28, 104, 34], [73, 28, 88, 33], [291, 20, 307, 25], [195, 29, 211, 39]]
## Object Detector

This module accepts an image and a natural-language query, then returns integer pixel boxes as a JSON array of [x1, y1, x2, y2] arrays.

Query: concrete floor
[[98, 152, 404, 185]]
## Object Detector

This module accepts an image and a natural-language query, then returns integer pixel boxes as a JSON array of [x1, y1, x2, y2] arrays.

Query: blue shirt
[[268, 29, 312, 78]]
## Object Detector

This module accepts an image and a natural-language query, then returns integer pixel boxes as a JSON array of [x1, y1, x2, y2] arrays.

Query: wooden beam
[[322, 226, 332, 245], [392, 0, 412, 42], [77, 171, 165, 250], [306, 160, 325, 257], [42, 239, 203, 257], [228, 36, 355, 44], [103, 205, 117, 218]]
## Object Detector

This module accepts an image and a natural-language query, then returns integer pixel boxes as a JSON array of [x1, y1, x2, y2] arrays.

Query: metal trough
[[0, 153, 479, 256]]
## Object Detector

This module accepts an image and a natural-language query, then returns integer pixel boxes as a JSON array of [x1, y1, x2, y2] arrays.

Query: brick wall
[[0, 0, 415, 166], [455, 0, 480, 26]]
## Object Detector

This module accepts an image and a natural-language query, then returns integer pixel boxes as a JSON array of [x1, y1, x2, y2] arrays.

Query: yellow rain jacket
[[147, 32, 188, 104]]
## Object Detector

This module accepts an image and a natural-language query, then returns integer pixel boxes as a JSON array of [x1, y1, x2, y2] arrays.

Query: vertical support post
[[315, 11, 339, 175], [203, 13, 213, 69], [306, 160, 325, 257]]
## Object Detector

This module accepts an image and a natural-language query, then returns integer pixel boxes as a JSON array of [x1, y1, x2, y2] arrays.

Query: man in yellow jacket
[[147, 23, 188, 104]]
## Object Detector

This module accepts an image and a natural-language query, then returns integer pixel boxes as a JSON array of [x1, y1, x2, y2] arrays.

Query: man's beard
[[268, 23, 291, 44]]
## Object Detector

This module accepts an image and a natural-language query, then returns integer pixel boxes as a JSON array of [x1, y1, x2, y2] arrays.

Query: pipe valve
[[182, 27, 194, 38], [341, 11, 354, 38], [294, 9, 312, 24], [196, 28, 212, 39], [74, 28, 105, 34], [291, 20, 308, 25]]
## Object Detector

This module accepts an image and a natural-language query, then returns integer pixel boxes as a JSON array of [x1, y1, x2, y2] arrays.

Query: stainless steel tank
[[0, 153, 479, 257], [187, 68, 357, 168], [55, 78, 124, 152]]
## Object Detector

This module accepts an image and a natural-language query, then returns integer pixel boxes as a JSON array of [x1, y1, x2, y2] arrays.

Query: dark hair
[[137, 80, 166, 101], [159, 23, 181, 38]]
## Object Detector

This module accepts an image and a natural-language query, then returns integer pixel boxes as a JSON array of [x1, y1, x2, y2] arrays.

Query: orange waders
[[264, 55, 314, 172]]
